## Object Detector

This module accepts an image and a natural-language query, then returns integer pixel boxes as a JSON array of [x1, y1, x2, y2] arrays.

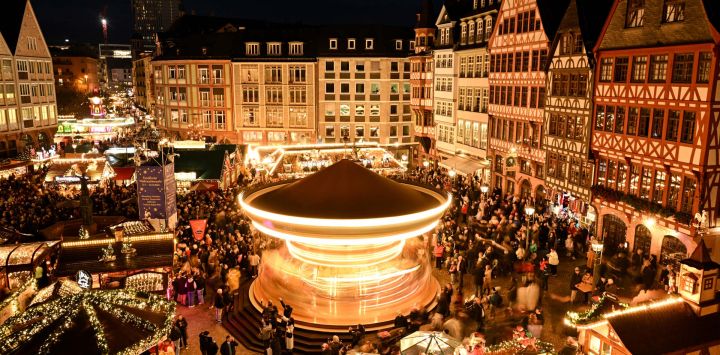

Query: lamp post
[[524, 205, 535, 257], [591, 241, 604, 292]]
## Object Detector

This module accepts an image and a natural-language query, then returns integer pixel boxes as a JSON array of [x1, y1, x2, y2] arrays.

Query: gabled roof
[[608, 300, 720, 355], [546, 0, 613, 68], [415, 0, 436, 29], [0, 0, 28, 53], [682, 240, 720, 270], [536, 0, 571, 42], [703, 0, 720, 35]]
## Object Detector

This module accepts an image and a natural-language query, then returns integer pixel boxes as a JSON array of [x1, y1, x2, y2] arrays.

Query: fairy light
[[570, 296, 684, 330]]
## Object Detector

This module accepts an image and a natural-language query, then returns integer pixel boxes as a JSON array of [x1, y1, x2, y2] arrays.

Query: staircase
[[224, 279, 397, 354]]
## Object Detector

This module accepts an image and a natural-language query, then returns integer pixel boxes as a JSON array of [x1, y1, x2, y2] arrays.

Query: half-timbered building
[[488, 0, 569, 197], [411, 0, 437, 161], [591, 0, 720, 260], [433, 2, 460, 158], [543, 0, 613, 226]]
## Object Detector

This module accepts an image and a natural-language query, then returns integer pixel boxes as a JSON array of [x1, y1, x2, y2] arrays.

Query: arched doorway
[[520, 179, 532, 199], [19, 133, 34, 150], [601, 214, 627, 256], [633, 225, 652, 258], [661, 235, 687, 265]]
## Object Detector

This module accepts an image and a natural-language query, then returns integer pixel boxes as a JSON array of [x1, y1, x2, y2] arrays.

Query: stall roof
[[45, 159, 113, 183], [0, 241, 60, 267], [439, 155, 489, 176], [171, 149, 226, 180], [57, 236, 173, 276]]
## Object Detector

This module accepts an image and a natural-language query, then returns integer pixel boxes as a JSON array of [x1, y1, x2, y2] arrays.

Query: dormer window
[[395, 40, 403, 50], [267, 42, 281, 56], [27, 37, 38, 51], [329, 38, 338, 50], [246, 43, 260, 56], [365, 39, 374, 50], [473, 0, 478, 9], [409, 41, 415, 51], [289, 42, 304, 56], [201, 47, 207, 55], [348, 39, 356, 50]]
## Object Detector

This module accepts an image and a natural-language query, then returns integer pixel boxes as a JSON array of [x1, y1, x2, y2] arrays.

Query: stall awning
[[112, 166, 135, 181], [439, 155, 489, 176]]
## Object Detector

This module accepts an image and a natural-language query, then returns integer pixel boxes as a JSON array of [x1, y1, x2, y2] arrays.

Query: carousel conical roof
[[0, 283, 175, 355], [249, 159, 443, 219]]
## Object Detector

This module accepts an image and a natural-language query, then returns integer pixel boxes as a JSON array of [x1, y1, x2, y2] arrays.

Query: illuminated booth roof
[[250, 159, 439, 219]]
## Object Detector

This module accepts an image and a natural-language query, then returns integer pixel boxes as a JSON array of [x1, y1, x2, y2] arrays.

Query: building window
[[243, 107, 258, 126], [680, 111, 695, 144], [329, 38, 337, 49], [395, 40, 403, 50], [289, 86, 306, 104], [265, 65, 282, 83], [651, 109, 664, 139], [325, 61, 334, 72], [653, 170, 666, 204], [614, 57, 629, 82], [214, 111, 226, 130], [348, 38, 356, 49], [600, 58, 613, 82], [325, 83, 334, 94], [681, 177, 696, 213], [267, 42, 282, 55], [626, 0, 645, 28], [697, 52, 711, 83], [668, 173, 681, 209], [212, 66, 223, 84], [666, 110, 680, 141], [409, 41, 415, 51], [638, 108, 650, 137], [355, 104, 365, 116], [649, 55, 668, 82], [289, 42, 303, 56], [289, 108, 307, 127], [266, 87, 283, 104], [672, 53, 694, 83], [663, 0, 685, 23], [289, 66, 306, 83], [365, 39, 374, 49], [266, 108, 283, 127], [370, 105, 380, 116], [340, 104, 350, 116], [325, 125, 335, 138], [631, 56, 647, 82], [242, 87, 259, 103], [27, 37, 37, 51], [246, 43, 260, 55]]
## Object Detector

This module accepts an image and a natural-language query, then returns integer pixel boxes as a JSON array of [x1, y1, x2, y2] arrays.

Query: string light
[[570, 296, 683, 330]]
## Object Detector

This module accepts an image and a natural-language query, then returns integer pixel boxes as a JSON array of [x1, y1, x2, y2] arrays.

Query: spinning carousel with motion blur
[[240, 159, 450, 328]]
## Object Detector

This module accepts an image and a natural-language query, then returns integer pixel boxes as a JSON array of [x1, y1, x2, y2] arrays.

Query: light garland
[[570, 296, 683, 330], [0, 287, 175, 354], [564, 293, 629, 328], [0, 277, 36, 319]]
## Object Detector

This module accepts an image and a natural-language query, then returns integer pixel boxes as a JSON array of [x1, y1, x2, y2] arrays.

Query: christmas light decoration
[[0, 287, 175, 354], [564, 293, 629, 328]]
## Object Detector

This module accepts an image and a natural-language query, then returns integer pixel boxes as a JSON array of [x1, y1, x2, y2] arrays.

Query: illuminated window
[[348, 38, 356, 50], [626, 0, 645, 28], [663, 0, 685, 23], [289, 42, 303, 56], [365, 39, 374, 49], [329, 39, 337, 50], [246, 43, 259, 56]]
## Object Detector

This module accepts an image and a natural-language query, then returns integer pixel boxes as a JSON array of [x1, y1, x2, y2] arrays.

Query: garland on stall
[[0, 277, 36, 316], [564, 293, 629, 327], [0, 288, 175, 355]]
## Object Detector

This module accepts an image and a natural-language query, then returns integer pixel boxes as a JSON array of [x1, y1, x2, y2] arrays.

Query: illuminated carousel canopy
[[0, 283, 175, 355], [240, 159, 449, 327], [249, 159, 440, 219]]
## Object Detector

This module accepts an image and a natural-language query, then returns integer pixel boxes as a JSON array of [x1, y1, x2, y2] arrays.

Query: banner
[[137, 163, 177, 222], [189, 219, 207, 241]]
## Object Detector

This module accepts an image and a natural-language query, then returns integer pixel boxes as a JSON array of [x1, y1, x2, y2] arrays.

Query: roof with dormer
[[682, 240, 720, 270]]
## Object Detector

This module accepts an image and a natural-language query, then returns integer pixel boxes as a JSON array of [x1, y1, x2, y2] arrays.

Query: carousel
[[240, 159, 450, 328]]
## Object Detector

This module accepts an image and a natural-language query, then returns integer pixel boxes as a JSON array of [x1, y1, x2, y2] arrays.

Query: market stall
[[0, 160, 31, 180], [246, 142, 407, 178], [44, 156, 115, 192], [0, 241, 61, 290], [54, 116, 135, 144]]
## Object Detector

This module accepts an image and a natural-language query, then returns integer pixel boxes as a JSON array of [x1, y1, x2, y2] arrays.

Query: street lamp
[[591, 241, 605, 292], [524, 205, 535, 257], [422, 160, 429, 168]]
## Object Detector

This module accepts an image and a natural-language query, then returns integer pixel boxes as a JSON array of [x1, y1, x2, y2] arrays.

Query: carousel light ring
[[240, 160, 449, 327]]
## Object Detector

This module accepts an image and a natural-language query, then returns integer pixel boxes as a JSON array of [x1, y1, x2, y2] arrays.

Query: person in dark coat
[[569, 267, 583, 304], [206, 337, 219, 355], [175, 316, 188, 349], [394, 313, 409, 330], [220, 336, 238, 355], [199, 331, 210, 355]]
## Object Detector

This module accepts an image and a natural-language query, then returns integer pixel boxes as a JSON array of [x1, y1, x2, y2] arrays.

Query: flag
[[189, 219, 207, 241]]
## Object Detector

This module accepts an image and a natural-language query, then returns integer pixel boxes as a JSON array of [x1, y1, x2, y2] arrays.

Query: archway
[[520, 179, 532, 199], [661, 235, 687, 265], [633, 225, 652, 258], [19, 133, 34, 149], [601, 214, 627, 256]]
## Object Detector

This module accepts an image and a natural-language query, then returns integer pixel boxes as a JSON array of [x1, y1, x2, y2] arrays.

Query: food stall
[[54, 116, 135, 144], [44, 155, 115, 193]]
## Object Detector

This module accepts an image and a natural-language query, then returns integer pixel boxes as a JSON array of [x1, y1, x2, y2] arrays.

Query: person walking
[[175, 316, 188, 350], [195, 273, 206, 305], [248, 250, 260, 278], [547, 248, 559, 276], [457, 253, 468, 288], [214, 288, 225, 323], [473, 262, 484, 297]]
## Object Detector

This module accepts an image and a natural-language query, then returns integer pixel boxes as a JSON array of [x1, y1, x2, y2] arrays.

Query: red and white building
[[591, 0, 720, 260], [487, 0, 569, 198]]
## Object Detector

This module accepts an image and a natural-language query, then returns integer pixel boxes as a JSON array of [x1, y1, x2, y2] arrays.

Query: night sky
[[32, 0, 437, 45]]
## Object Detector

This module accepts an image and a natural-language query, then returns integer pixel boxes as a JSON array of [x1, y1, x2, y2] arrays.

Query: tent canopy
[[400, 331, 461, 355], [439, 155, 489, 176]]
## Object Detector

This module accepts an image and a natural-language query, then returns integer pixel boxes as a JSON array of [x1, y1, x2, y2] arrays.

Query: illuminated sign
[[75, 270, 92, 289], [112, 50, 131, 58]]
